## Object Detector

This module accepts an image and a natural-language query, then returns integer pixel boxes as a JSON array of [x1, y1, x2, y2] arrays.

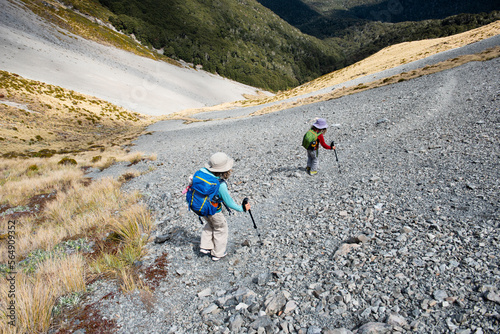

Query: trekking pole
[[242, 198, 262, 245], [331, 140, 341, 173]]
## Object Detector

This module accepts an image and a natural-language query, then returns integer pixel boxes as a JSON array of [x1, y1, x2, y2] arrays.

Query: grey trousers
[[200, 212, 228, 257], [307, 149, 318, 171]]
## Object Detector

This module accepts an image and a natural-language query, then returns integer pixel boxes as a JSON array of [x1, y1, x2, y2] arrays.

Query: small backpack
[[302, 129, 320, 150], [186, 170, 222, 216]]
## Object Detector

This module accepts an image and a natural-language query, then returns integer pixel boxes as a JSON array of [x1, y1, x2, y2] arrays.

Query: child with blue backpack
[[302, 118, 336, 175], [186, 152, 251, 261]]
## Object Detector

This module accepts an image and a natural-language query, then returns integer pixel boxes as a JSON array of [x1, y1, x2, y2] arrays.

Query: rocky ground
[[59, 54, 500, 334]]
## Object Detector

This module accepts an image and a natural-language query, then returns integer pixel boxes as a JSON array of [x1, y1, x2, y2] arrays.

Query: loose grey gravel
[[73, 51, 500, 333]]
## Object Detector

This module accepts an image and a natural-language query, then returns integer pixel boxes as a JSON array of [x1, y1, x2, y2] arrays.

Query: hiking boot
[[309, 170, 318, 175], [200, 248, 211, 254], [212, 253, 227, 261], [306, 167, 311, 173]]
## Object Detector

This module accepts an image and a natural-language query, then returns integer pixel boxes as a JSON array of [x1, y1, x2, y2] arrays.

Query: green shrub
[[91, 155, 102, 163], [58, 157, 77, 166], [28, 164, 39, 172]]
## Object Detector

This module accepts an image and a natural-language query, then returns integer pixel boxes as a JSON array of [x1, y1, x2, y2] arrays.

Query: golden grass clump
[[0, 175, 130, 262], [125, 152, 144, 165], [0, 253, 86, 333], [109, 204, 152, 246], [0, 151, 154, 332], [91, 204, 152, 292], [0, 159, 83, 207]]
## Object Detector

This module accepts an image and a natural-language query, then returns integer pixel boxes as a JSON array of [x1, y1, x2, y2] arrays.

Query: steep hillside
[[1, 0, 265, 117], [95, 0, 344, 91], [98, 0, 499, 90], [14, 0, 499, 92], [0, 70, 152, 158]]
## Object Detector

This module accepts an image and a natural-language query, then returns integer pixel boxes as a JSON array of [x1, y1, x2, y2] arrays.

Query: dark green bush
[[58, 157, 78, 166]]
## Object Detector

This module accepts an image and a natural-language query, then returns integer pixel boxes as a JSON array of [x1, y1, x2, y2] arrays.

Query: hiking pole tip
[[331, 140, 341, 173], [243, 198, 263, 246]]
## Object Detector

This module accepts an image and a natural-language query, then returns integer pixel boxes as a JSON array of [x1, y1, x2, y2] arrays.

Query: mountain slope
[[19, 0, 498, 93], [0, 0, 265, 116], [257, 0, 500, 64], [94, 0, 345, 90]]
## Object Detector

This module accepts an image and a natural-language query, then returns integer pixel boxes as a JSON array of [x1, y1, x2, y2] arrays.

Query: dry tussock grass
[[0, 158, 83, 207], [0, 70, 153, 157], [109, 204, 152, 246], [74, 148, 156, 171], [92, 204, 152, 292], [0, 174, 144, 263], [0, 151, 153, 332], [0, 253, 85, 333]]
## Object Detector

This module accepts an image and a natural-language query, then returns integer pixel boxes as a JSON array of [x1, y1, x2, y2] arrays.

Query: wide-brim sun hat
[[313, 118, 328, 129], [205, 152, 234, 172]]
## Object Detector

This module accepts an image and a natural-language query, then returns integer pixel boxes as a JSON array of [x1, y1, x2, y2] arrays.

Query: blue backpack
[[186, 170, 222, 216]]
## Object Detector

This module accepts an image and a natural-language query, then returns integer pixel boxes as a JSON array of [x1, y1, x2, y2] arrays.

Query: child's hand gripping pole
[[330, 141, 342, 173], [243, 198, 262, 245]]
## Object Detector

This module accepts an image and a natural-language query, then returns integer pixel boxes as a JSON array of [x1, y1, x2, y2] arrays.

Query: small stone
[[324, 329, 353, 334], [401, 226, 413, 234], [229, 314, 244, 332], [421, 299, 429, 309], [361, 307, 372, 318], [197, 288, 212, 298], [265, 291, 287, 315], [333, 270, 345, 278], [284, 300, 297, 314], [251, 316, 273, 330], [386, 312, 407, 327], [154, 235, 170, 243], [356, 234, 370, 243], [446, 318, 458, 331], [484, 290, 500, 304], [307, 326, 322, 334], [334, 243, 361, 258], [235, 303, 249, 310], [433, 290, 448, 301], [376, 118, 388, 125], [202, 304, 219, 315], [456, 330, 471, 334], [357, 322, 392, 333], [255, 269, 271, 286]]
